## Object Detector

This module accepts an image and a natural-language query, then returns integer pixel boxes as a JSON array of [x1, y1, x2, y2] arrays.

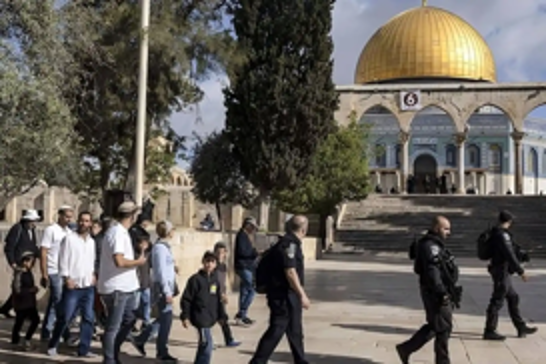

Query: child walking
[[11, 251, 40, 350], [213, 242, 241, 348], [180, 251, 226, 364]]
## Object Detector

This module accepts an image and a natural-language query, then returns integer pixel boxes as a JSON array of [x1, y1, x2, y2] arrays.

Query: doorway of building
[[413, 154, 438, 194]]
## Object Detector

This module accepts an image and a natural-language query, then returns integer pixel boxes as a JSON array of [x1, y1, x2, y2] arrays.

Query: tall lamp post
[[134, 0, 151, 206]]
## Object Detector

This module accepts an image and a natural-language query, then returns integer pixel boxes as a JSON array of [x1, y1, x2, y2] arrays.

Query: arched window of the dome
[[445, 145, 457, 167], [467, 144, 481, 168], [527, 148, 538, 175], [374, 143, 387, 168], [488, 144, 502, 172]]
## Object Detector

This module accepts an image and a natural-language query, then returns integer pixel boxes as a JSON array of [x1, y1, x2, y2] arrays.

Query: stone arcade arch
[[336, 83, 546, 194]]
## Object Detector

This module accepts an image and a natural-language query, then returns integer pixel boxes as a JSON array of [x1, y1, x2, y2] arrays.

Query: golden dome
[[355, 5, 496, 84]]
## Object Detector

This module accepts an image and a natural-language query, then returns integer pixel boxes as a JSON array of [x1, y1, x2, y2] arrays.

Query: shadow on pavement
[[332, 323, 485, 341], [240, 350, 382, 364]]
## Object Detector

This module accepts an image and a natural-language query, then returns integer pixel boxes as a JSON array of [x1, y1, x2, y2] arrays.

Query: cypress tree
[[224, 0, 338, 197]]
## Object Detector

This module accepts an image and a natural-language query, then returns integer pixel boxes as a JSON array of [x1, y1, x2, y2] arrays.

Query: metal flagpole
[[134, 0, 151, 206]]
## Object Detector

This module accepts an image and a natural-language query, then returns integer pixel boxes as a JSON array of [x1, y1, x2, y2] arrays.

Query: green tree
[[0, 1, 86, 209], [224, 0, 339, 221], [190, 131, 257, 230], [65, 0, 236, 205], [274, 122, 371, 242]]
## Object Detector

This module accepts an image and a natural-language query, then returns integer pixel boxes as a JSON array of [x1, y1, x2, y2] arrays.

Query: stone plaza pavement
[[1, 253, 546, 363]]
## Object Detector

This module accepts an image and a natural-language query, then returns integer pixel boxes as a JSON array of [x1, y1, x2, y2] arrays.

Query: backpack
[[477, 227, 493, 261], [409, 232, 427, 260], [254, 238, 282, 295]]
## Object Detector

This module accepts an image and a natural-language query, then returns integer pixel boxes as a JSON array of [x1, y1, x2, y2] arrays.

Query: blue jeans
[[134, 296, 172, 357], [237, 269, 255, 318], [136, 288, 151, 325], [101, 291, 137, 364], [195, 328, 213, 364], [48, 286, 94, 356], [41, 274, 70, 341]]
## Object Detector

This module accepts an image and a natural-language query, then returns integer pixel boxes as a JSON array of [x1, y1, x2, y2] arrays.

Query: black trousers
[[12, 307, 40, 344], [219, 303, 234, 345], [399, 289, 452, 364], [485, 268, 525, 332], [249, 292, 308, 364]]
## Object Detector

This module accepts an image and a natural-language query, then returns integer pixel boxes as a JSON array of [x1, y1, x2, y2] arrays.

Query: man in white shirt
[[47, 211, 97, 358], [39, 205, 74, 342], [98, 201, 147, 364]]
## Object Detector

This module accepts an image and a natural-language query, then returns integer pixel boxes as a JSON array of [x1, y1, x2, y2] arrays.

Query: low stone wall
[[0, 229, 321, 312]]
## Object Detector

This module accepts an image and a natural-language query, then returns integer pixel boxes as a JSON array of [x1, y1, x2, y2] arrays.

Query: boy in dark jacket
[[11, 251, 40, 350], [214, 242, 241, 348], [180, 251, 226, 364]]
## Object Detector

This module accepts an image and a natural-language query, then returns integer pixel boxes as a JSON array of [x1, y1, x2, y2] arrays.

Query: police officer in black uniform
[[396, 216, 458, 364], [249, 215, 310, 364], [483, 210, 537, 341]]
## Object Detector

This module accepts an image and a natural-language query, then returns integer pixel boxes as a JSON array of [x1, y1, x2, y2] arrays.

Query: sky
[[171, 0, 546, 159]]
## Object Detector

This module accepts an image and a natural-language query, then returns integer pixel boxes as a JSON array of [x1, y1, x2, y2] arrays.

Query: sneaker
[[241, 317, 255, 325], [226, 340, 241, 348], [21, 339, 34, 351], [157, 354, 178, 363], [518, 326, 538, 338], [128, 336, 146, 357], [47, 347, 58, 357], [483, 330, 506, 341]]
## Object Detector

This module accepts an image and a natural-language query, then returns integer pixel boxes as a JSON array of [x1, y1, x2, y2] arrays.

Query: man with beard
[[396, 216, 459, 364]]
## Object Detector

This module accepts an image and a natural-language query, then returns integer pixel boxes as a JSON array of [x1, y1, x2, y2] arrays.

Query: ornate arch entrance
[[413, 154, 438, 194]]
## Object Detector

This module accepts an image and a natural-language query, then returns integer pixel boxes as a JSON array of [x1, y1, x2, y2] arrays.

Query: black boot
[[518, 325, 538, 338], [395, 344, 409, 364], [483, 330, 506, 341]]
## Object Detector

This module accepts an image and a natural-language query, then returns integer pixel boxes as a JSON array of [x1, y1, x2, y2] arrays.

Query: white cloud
[[171, 0, 546, 142]]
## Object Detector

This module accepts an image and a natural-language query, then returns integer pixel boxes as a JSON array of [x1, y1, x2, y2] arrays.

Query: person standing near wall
[[234, 217, 259, 325], [1, 210, 41, 318], [39, 205, 74, 342]]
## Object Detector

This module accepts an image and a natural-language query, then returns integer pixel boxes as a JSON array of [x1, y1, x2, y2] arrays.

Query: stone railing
[[0, 228, 321, 312]]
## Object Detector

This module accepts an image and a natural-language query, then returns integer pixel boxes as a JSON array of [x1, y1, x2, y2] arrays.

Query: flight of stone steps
[[336, 195, 546, 258]]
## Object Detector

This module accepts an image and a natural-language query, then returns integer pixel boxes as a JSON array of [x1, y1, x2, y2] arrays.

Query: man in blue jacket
[[234, 217, 259, 325]]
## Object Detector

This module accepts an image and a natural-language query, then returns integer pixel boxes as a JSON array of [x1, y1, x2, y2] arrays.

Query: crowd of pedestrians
[[1, 202, 289, 364]]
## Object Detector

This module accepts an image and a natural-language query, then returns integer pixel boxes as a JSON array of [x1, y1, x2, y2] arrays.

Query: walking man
[[39, 205, 74, 341], [47, 211, 96, 358], [1, 209, 41, 318], [396, 216, 459, 364], [98, 201, 147, 364], [234, 217, 259, 325], [483, 211, 537, 340], [249, 215, 311, 364]]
